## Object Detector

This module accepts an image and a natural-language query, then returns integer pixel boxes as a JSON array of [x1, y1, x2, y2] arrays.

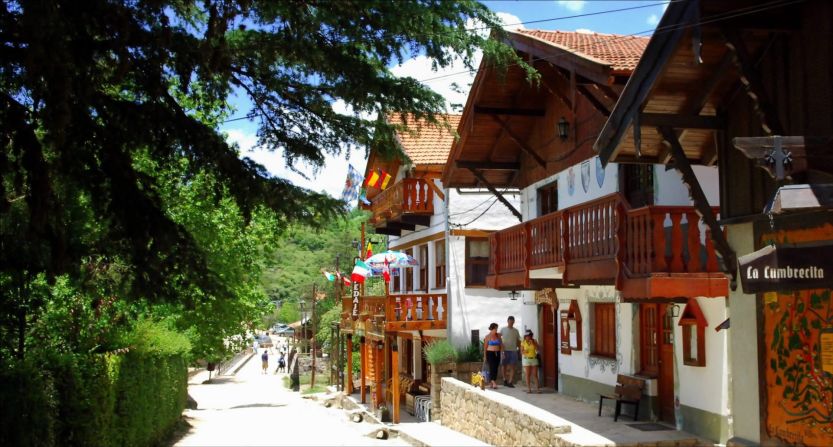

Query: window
[[405, 248, 414, 292], [434, 240, 446, 289], [592, 303, 616, 358], [679, 299, 707, 367], [620, 164, 654, 208], [419, 245, 428, 291], [561, 300, 583, 355], [465, 238, 489, 286], [537, 182, 558, 216], [391, 268, 401, 293]]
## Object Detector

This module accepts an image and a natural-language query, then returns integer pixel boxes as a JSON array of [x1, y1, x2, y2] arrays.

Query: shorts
[[501, 350, 519, 365], [262, 360, 268, 369], [522, 357, 539, 367]]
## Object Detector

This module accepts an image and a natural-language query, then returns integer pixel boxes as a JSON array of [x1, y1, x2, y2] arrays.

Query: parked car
[[254, 333, 273, 349]]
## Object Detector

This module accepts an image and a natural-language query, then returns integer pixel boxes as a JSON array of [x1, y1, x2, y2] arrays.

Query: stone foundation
[[440, 377, 576, 446]]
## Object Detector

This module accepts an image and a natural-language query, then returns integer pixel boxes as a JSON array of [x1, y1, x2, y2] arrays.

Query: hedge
[[0, 351, 187, 447]]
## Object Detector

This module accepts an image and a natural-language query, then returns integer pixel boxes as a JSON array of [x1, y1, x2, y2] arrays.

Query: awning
[[738, 242, 833, 293]]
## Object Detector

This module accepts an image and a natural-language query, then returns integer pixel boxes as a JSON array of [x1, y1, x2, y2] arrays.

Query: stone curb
[[230, 353, 255, 375]]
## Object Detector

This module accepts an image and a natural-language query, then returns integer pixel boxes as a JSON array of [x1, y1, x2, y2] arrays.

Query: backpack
[[261, 352, 268, 361]]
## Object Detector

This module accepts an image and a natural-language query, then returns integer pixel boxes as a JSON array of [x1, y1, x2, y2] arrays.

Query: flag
[[342, 276, 352, 286], [341, 164, 364, 205], [380, 170, 392, 189], [351, 260, 371, 284], [366, 241, 373, 258], [382, 266, 391, 283], [358, 193, 371, 206], [366, 170, 381, 188], [322, 270, 335, 282]]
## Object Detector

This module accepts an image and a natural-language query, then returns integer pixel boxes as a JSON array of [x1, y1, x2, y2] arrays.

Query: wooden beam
[[455, 161, 520, 171], [660, 126, 737, 281], [468, 168, 523, 221], [474, 105, 546, 117], [640, 113, 724, 129], [656, 51, 735, 163], [722, 28, 785, 135], [576, 84, 611, 117], [450, 229, 494, 237], [490, 114, 547, 168], [422, 177, 445, 201]]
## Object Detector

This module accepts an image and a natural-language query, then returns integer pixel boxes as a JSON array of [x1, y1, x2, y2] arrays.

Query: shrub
[[423, 339, 457, 365], [455, 342, 482, 363], [0, 361, 56, 447]]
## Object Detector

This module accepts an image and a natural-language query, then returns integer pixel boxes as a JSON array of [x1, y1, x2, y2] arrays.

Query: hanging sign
[[738, 242, 833, 294], [351, 281, 361, 321]]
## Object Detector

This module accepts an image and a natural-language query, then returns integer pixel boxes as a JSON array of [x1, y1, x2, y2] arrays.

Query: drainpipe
[[444, 184, 452, 344]]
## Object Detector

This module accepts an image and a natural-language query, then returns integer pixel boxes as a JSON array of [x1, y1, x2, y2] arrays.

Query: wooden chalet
[[341, 116, 456, 423], [594, 0, 833, 444], [443, 28, 726, 299]]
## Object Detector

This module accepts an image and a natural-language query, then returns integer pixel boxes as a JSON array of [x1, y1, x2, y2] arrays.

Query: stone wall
[[440, 377, 576, 446]]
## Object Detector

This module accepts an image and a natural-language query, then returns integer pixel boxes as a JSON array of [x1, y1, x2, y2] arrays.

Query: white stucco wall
[[558, 157, 621, 211], [673, 297, 730, 417], [554, 286, 634, 387], [447, 188, 521, 230], [446, 235, 536, 347], [655, 165, 720, 206]]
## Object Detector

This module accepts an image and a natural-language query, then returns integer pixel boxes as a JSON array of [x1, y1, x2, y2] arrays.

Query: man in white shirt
[[500, 316, 521, 387]]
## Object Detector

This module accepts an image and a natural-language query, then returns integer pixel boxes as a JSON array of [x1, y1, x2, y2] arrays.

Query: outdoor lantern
[[509, 290, 519, 301], [558, 117, 569, 140]]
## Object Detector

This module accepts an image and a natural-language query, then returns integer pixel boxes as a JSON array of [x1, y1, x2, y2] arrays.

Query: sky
[[221, 0, 671, 199]]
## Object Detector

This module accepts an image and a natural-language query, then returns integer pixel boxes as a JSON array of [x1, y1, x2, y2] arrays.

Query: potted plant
[[454, 342, 483, 382], [423, 339, 458, 420], [377, 405, 391, 423]]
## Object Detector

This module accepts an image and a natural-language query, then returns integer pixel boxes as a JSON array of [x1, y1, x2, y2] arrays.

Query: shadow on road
[[228, 403, 288, 410]]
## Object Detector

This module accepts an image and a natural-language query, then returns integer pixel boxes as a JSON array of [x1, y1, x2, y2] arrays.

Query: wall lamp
[[558, 117, 569, 141]]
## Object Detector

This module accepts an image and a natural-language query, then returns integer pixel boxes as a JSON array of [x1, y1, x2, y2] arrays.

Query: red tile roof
[[392, 114, 461, 165], [516, 29, 649, 73]]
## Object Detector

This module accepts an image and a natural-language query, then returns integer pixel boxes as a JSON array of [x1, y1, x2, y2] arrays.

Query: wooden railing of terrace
[[369, 178, 434, 226], [384, 293, 447, 331]]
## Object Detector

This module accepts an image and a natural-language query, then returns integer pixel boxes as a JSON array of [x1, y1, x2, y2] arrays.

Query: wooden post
[[392, 342, 400, 424], [346, 336, 353, 394], [360, 336, 367, 403]]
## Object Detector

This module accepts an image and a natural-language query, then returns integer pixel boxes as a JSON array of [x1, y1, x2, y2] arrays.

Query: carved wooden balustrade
[[384, 293, 448, 331], [486, 193, 728, 298], [339, 297, 354, 333], [369, 178, 434, 226], [360, 296, 387, 338]]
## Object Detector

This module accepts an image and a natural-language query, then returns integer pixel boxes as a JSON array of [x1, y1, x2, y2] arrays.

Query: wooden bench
[[598, 374, 645, 422]]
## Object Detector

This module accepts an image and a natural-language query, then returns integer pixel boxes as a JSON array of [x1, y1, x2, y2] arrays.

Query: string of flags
[[321, 269, 352, 286]]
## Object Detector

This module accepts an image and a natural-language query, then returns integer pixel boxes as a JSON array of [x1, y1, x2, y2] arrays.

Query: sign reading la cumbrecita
[[738, 242, 833, 294]]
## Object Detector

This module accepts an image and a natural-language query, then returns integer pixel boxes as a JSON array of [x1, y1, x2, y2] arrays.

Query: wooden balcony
[[384, 293, 447, 332], [487, 193, 728, 299], [339, 297, 355, 333], [369, 178, 434, 236], [360, 296, 387, 338]]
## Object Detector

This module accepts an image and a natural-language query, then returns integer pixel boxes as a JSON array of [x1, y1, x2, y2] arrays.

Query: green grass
[[282, 373, 331, 394]]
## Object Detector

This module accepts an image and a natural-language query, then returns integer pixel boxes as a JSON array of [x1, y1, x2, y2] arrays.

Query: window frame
[[405, 248, 414, 292], [465, 237, 489, 287], [418, 245, 428, 292], [434, 240, 446, 289], [678, 299, 707, 367], [537, 181, 559, 216]]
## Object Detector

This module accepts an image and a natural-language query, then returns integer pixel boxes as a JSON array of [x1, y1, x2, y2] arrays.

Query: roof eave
[[594, 0, 699, 166]]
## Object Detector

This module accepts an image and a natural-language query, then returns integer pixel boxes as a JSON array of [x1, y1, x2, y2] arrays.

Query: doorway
[[542, 303, 558, 389], [639, 303, 675, 424]]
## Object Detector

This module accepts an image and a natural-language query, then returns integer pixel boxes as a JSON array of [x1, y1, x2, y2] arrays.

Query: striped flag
[[351, 260, 372, 284], [366, 170, 381, 188], [380, 171, 392, 189]]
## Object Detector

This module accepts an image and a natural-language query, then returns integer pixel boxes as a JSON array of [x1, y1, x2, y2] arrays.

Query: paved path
[[175, 347, 407, 447]]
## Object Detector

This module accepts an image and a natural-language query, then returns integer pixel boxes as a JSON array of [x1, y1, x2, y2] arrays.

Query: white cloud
[[225, 129, 367, 199], [495, 12, 526, 31], [575, 28, 594, 34], [646, 14, 660, 26], [557, 1, 586, 12]]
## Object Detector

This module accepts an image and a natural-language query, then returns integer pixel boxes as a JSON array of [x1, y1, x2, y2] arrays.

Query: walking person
[[261, 349, 269, 374], [500, 316, 521, 388], [522, 330, 541, 393], [483, 323, 503, 389]]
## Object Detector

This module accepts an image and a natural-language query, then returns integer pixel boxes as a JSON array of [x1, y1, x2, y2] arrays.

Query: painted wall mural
[[763, 222, 833, 446]]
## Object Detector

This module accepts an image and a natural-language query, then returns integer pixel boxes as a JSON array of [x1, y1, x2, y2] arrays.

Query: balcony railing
[[369, 178, 434, 226], [487, 193, 727, 297], [384, 293, 448, 331]]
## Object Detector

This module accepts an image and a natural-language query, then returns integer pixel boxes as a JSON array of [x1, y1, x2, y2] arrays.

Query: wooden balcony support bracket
[[490, 114, 548, 168], [659, 126, 737, 283], [422, 177, 445, 201], [469, 168, 523, 221], [722, 27, 785, 136], [576, 84, 611, 117]]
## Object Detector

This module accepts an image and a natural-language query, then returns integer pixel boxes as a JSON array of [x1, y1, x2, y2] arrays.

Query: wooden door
[[640, 303, 674, 423], [658, 304, 675, 424], [542, 304, 558, 389]]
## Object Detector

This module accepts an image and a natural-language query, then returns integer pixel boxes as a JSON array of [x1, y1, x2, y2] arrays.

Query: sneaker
[[506, 382, 515, 388]]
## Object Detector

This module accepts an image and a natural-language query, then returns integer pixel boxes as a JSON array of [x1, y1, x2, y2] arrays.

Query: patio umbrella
[[364, 250, 419, 269]]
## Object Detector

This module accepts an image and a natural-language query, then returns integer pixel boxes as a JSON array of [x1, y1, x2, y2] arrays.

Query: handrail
[[385, 293, 447, 323], [370, 178, 434, 225], [487, 192, 724, 285]]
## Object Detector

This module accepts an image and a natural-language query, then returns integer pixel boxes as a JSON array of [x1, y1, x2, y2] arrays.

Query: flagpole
[[311, 282, 317, 388]]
